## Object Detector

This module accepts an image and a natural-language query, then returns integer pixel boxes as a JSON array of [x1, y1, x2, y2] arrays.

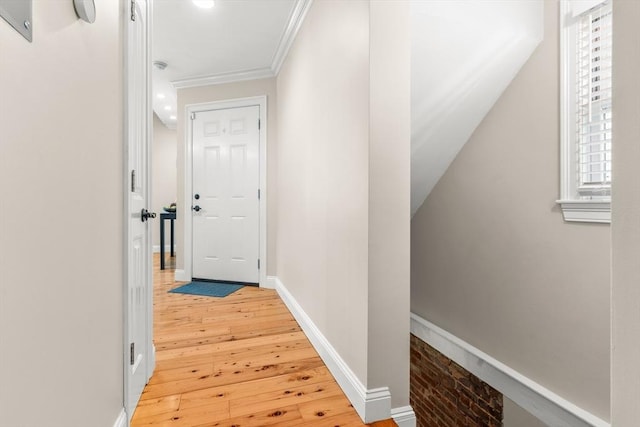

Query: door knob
[[141, 208, 156, 222], [192, 205, 201, 212]]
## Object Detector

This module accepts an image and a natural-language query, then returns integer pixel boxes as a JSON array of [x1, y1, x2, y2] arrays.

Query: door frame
[[123, 0, 154, 421], [182, 96, 268, 287]]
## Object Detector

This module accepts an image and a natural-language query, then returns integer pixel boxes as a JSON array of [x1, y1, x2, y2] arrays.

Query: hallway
[[130, 254, 396, 426]]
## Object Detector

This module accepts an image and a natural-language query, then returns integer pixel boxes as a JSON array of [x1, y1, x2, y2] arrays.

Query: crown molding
[[170, 0, 312, 90], [171, 67, 275, 89], [270, 0, 314, 74]]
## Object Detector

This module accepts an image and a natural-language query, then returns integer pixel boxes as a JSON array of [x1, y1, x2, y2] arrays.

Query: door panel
[[126, 0, 151, 420], [192, 106, 260, 283]]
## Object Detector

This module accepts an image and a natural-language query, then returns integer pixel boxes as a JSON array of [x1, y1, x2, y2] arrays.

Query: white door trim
[[182, 96, 268, 287], [123, 0, 153, 422]]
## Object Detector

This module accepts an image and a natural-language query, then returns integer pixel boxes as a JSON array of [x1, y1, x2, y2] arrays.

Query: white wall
[[276, 0, 371, 384], [611, 0, 640, 424], [411, 0, 610, 422], [152, 114, 177, 249], [0, 2, 123, 426], [367, 1, 411, 407], [176, 78, 277, 274], [277, 0, 411, 412]]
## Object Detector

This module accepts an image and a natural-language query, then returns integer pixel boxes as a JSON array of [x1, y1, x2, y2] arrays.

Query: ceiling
[[151, 0, 543, 217], [153, 0, 299, 129]]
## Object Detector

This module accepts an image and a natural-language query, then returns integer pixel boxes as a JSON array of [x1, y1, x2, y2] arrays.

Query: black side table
[[160, 211, 176, 270]]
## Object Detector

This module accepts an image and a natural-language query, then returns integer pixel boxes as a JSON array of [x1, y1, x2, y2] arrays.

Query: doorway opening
[[181, 97, 268, 287]]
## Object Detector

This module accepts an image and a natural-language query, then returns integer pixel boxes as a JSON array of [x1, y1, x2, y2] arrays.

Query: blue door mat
[[169, 280, 244, 298]]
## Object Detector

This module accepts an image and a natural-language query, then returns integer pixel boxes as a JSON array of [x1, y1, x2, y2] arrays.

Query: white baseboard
[[391, 406, 417, 427], [264, 275, 277, 289], [152, 244, 176, 253], [149, 344, 156, 381], [273, 276, 391, 423], [174, 269, 189, 282], [410, 313, 610, 427], [113, 408, 126, 427]]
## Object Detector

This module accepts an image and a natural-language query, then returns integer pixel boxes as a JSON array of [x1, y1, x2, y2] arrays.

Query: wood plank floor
[[131, 254, 396, 427]]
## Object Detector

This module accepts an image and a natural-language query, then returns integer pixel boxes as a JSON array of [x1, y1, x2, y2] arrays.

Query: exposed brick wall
[[410, 334, 503, 427]]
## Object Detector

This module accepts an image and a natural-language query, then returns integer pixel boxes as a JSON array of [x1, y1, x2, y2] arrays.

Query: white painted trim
[[152, 244, 176, 253], [571, 0, 608, 17], [273, 277, 391, 423], [172, 67, 274, 89], [113, 408, 127, 427], [556, 200, 611, 223], [144, 0, 155, 388], [558, 1, 611, 223], [410, 313, 610, 427], [391, 406, 417, 427], [183, 96, 268, 288], [270, 0, 314, 74], [150, 344, 156, 381], [265, 275, 277, 290], [559, 0, 575, 205], [174, 269, 189, 282], [122, 1, 133, 420]]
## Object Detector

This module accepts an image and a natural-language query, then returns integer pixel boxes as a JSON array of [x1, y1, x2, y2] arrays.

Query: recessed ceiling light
[[170, 115, 177, 120], [157, 93, 166, 99], [164, 106, 171, 111], [192, 0, 215, 9]]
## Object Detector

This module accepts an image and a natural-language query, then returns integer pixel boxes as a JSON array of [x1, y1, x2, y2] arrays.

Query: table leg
[[160, 217, 165, 270], [170, 218, 175, 257]]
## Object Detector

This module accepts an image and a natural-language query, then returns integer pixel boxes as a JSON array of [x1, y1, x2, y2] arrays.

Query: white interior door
[[192, 106, 260, 283], [126, 0, 152, 420]]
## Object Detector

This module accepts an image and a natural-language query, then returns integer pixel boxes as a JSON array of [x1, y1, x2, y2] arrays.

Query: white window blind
[[575, 1, 612, 197]]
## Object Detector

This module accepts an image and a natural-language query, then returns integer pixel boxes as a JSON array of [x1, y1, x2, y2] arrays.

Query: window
[[559, 0, 612, 223]]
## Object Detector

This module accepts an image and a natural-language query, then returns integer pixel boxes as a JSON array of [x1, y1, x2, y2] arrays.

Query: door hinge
[[258, 259, 261, 270], [130, 342, 135, 365], [258, 189, 261, 200], [190, 112, 196, 120], [130, 0, 136, 21], [131, 170, 136, 192], [258, 119, 261, 130]]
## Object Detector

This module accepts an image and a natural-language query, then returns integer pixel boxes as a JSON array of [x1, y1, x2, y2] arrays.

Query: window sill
[[556, 200, 611, 223]]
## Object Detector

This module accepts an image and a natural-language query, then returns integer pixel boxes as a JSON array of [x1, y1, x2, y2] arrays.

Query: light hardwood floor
[[131, 254, 397, 427]]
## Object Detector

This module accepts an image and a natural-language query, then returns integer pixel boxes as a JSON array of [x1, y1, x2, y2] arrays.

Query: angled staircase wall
[[411, 0, 544, 215]]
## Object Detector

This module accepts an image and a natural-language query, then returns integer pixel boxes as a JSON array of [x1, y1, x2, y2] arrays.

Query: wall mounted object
[[0, 0, 32, 42], [73, 0, 96, 23]]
